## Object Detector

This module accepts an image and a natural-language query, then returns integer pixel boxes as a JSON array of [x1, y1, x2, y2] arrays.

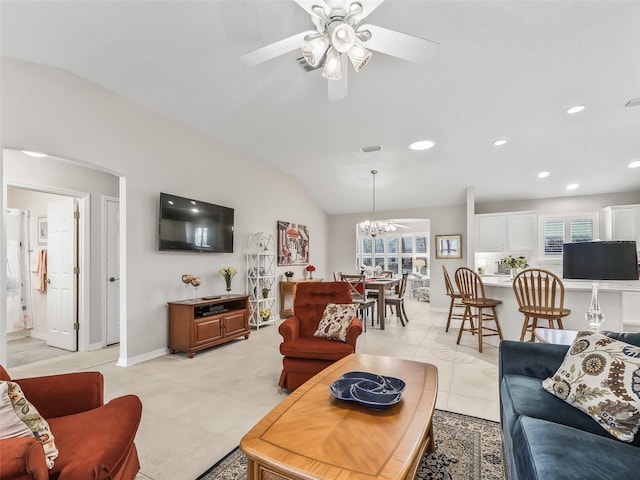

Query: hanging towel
[[37, 249, 47, 292], [30, 248, 41, 272]]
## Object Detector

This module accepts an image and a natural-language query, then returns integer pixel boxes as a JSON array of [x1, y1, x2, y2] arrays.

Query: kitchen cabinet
[[603, 205, 640, 247], [476, 213, 537, 252]]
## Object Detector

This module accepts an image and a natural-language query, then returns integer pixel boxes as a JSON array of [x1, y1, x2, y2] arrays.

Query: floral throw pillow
[[314, 303, 357, 342], [3, 380, 59, 468], [542, 331, 640, 442], [0, 382, 34, 439]]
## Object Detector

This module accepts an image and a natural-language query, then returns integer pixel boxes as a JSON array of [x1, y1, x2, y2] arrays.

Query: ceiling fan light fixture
[[301, 35, 330, 67], [347, 42, 372, 72], [330, 23, 356, 53], [322, 47, 342, 80]]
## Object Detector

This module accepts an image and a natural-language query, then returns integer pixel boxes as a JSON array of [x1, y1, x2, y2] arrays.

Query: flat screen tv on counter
[[158, 192, 234, 253]]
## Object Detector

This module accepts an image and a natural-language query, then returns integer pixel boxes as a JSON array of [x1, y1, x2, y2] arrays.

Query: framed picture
[[277, 221, 309, 266], [38, 217, 48, 244], [435, 234, 462, 259]]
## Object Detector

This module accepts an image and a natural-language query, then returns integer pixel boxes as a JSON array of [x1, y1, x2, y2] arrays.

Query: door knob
[[47, 279, 51, 284], [109, 277, 120, 283]]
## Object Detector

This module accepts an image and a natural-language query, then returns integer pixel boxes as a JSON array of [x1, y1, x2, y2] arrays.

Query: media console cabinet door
[[168, 295, 250, 357]]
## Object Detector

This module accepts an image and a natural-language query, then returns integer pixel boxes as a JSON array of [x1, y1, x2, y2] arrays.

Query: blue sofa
[[499, 332, 640, 480]]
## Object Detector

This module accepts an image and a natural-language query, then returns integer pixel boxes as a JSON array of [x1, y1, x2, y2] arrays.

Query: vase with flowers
[[306, 264, 316, 279], [219, 266, 237, 294], [500, 255, 529, 280], [260, 308, 272, 322]]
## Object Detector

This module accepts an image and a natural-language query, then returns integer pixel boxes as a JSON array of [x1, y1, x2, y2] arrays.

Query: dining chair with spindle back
[[386, 273, 409, 326]]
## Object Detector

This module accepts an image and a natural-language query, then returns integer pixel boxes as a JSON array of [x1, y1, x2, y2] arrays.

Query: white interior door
[[47, 197, 78, 351], [106, 198, 120, 345]]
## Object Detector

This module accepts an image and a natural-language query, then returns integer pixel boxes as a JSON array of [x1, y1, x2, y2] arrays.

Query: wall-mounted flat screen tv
[[159, 192, 234, 253], [563, 241, 638, 280]]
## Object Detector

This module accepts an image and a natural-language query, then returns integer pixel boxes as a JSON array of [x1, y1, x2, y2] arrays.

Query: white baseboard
[[89, 342, 104, 351], [30, 331, 47, 341], [116, 347, 168, 367]]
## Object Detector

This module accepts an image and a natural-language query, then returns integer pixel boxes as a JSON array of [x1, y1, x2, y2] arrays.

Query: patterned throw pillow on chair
[[314, 303, 357, 342], [542, 331, 640, 442], [2, 380, 59, 468]]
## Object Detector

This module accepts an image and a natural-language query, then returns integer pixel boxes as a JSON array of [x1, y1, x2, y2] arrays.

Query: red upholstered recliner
[[278, 281, 363, 391], [0, 364, 142, 480]]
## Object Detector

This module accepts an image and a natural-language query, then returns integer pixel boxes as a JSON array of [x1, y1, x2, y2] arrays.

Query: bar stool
[[454, 267, 503, 353], [512, 268, 571, 342], [442, 266, 465, 332]]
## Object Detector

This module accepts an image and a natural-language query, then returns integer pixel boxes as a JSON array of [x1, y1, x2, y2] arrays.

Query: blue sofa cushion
[[501, 373, 640, 447], [512, 416, 640, 480]]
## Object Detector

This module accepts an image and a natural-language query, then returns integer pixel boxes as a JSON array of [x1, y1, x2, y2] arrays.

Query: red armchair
[[278, 281, 363, 391], [0, 364, 142, 480]]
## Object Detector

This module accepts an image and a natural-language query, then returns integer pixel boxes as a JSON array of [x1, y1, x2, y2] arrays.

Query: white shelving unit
[[246, 232, 277, 329]]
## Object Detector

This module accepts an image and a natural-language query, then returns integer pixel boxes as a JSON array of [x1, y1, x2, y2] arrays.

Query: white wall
[[329, 204, 467, 310], [1, 58, 328, 365]]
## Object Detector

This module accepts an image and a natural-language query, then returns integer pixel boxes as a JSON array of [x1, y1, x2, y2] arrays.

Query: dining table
[[365, 277, 400, 329]]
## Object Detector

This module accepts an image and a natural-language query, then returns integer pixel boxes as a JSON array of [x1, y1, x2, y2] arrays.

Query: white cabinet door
[[611, 208, 639, 242], [476, 215, 506, 251], [507, 214, 537, 251]]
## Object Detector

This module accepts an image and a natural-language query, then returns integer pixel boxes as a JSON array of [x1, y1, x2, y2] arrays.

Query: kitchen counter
[[476, 275, 640, 342]]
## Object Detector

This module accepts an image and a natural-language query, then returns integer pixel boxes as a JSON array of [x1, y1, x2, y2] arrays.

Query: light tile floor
[[7, 298, 500, 480]]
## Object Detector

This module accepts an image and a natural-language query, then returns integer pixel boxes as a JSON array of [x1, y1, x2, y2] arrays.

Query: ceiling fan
[[239, 0, 439, 101]]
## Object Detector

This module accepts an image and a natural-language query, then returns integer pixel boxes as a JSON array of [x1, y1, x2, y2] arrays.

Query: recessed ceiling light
[[408, 140, 435, 151], [566, 183, 579, 190], [493, 139, 507, 147], [566, 105, 585, 114], [21, 150, 47, 158], [538, 171, 550, 178], [628, 160, 640, 169]]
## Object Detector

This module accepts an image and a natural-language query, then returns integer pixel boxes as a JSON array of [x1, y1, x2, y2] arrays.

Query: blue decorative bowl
[[381, 376, 406, 394], [329, 378, 362, 401], [340, 371, 385, 385], [350, 381, 402, 409]]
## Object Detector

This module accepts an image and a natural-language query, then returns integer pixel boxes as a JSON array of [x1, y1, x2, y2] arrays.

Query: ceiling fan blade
[[328, 56, 348, 101], [240, 30, 316, 66], [358, 24, 439, 64]]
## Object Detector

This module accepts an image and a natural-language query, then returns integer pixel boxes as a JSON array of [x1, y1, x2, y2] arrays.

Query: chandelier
[[359, 170, 396, 238], [300, 2, 373, 81]]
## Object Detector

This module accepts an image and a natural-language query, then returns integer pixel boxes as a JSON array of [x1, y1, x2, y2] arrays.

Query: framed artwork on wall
[[37, 217, 48, 245], [435, 234, 461, 259], [277, 221, 309, 266]]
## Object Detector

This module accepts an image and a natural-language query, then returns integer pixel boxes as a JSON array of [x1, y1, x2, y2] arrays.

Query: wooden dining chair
[[386, 273, 409, 326], [366, 270, 395, 313], [442, 266, 466, 332], [512, 268, 571, 342], [341, 274, 376, 331], [454, 267, 503, 353]]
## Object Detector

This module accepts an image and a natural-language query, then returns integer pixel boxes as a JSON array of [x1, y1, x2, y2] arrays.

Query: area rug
[[196, 409, 504, 480]]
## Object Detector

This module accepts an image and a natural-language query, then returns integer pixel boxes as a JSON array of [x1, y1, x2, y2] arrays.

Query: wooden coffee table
[[240, 353, 438, 480]]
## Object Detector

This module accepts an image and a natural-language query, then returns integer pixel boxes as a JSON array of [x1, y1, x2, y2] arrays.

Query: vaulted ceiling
[[2, 0, 639, 214]]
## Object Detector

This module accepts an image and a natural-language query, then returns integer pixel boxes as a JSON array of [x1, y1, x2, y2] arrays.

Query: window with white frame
[[540, 214, 597, 256], [356, 233, 429, 275]]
